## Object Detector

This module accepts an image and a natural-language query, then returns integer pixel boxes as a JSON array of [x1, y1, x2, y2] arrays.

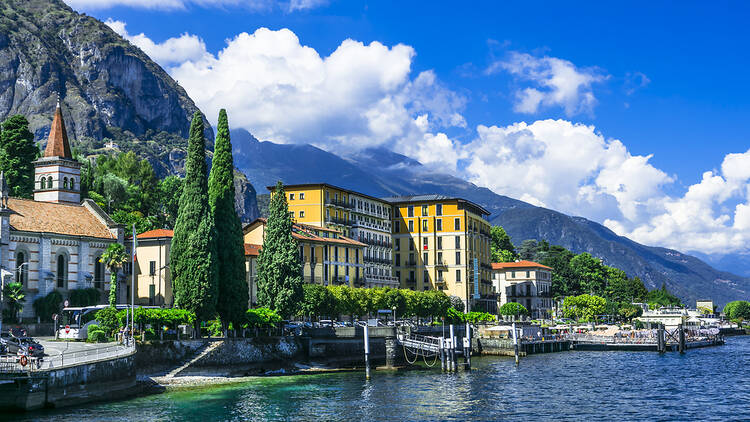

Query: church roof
[[43, 102, 72, 159], [7, 197, 115, 239]]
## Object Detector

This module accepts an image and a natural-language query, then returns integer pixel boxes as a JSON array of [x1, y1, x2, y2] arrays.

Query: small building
[[696, 299, 715, 315], [126, 229, 173, 306], [243, 218, 366, 287], [0, 102, 123, 319], [492, 261, 553, 319], [244, 243, 261, 307]]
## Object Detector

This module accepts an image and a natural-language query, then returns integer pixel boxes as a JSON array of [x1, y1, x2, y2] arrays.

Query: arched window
[[70, 178, 75, 191], [94, 256, 104, 290], [63, 177, 68, 189], [16, 251, 28, 287], [56, 254, 68, 289], [47, 177, 53, 189], [39, 178, 46, 190]]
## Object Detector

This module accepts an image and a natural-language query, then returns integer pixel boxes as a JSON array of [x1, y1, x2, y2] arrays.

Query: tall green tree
[[158, 175, 183, 228], [170, 112, 219, 324], [490, 226, 517, 262], [0, 115, 38, 198], [208, 109, 248, 328], [256, 182, 303, 318], [100, 243, 129, 306], [517, 239, 539, 260], [570, 252, 606, 295]]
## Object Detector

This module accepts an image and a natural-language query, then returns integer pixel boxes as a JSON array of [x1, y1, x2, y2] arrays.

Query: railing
[[0, 343, 136, 373], [325, 216, 349, 226], [358, 237, 393, 248], [325, 199, 354, 209]]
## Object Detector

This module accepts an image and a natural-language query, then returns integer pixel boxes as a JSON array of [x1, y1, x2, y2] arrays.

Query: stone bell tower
[[33, 99, 81, 204]]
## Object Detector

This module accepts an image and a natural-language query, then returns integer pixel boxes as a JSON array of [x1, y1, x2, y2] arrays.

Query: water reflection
[[6, 336, 750, 421]]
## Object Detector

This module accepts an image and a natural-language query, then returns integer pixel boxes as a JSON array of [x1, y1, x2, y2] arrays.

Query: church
[[0, 102, 124, 320]]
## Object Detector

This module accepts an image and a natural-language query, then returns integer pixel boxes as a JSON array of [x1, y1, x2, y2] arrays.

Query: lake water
[[7, 336, 750, 421]]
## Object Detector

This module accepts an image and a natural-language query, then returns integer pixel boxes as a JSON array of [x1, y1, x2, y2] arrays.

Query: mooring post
[[440, 337, 446, 372], [464, 322, 471, 370], [657, 324, 665, 353], [449, 324, 456, 372], [364, 325, 371, 380], [679, 323, 686, 354], [512, 322, 519, 365]]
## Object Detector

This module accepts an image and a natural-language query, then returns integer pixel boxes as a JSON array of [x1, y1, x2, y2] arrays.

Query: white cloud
[[288, 0, 329, 11], [106, 22, 750, 257], [105, 20, 211, 65], [489, 52, 608, 116]]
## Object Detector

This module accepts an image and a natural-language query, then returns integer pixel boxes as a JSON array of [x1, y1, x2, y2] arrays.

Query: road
[[36, 337, 120, 358]]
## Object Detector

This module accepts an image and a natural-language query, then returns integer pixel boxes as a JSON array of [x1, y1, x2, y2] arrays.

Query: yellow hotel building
[[267, 183, 398, 288], [243, 218, 366, 287], [385, 195, 496, 313]]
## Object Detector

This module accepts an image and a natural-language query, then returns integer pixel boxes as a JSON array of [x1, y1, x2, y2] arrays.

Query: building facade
[[268, 183, 397, 288], [492, 261, 553, 319], [386, 195, 494, 312], [0, 103, 123, 319], [126, 229, 173, 306], [244, 243, 261, 307], [244, 218, 366, 288]]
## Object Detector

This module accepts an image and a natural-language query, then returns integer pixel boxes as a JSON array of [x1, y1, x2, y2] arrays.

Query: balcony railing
[[325, 216, 350, 226], [358, 237, 393, 248], [435, 260, 448, 267], [325, 199, 354, 209], [364, 256, 392, 265]]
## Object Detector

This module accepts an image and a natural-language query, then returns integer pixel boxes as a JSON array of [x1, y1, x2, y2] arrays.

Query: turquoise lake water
[[8, 335, 750, 421]]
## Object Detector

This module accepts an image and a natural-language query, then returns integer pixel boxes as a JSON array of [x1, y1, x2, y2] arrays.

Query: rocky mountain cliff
[[0, 0, 258, 221], [231, 128, 749, 307]]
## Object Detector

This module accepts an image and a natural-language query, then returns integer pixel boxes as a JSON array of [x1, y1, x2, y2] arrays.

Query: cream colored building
[[126, 229, 173, 306], [492, 261, 553, 319], [245, 243, 261, 307], [385, 195, 494, 313]]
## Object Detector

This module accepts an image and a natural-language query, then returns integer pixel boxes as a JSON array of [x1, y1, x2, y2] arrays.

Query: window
[[512, 271, 516, 278], [437, 251, 443, 265], [436, 219, 442, 231], [289, 211, 294, 218], [149, 285, 156, 305], [436, 204, 443, 216], [409, 270, 415, 282], [56, 254, 68, 289], [149, 261, 156, 276], [289, 193, 295, 200], [423, 252, 428, 265], [299, 211, 305, 218], [422, 220, 428, 231], [15, 251, 28, 287], [408, 220, 414, 231], [395, 254, 400, 266], [456, 269, 461, 282], [454, 218, 461, 230], [423, 238, 428, 250], [455, 251, 461, 265], [63, 177, 68, 189], [407, 206, 414, 217], [395, 270, 401, 280], [526, 271, 530, 278], [70, 178, 75, 190], [409, 253, 415, 265], [300, 193, 305, 200], [345, 248, 349, 262], [421, 205, 428, 216], [423, 270, 429, 283], [394, 238, 400, 251], [437, 236, 443, 250], [394, 221, 400, 233], [455, 236, 461, 249], [334, 247, 339, 260], [47, 177, 53, 189], [409, 240, 414, 251]]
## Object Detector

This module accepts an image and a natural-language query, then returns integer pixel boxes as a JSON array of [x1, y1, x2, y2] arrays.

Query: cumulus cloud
[[106, 20, 211, 65], [488, 52, 608, 116]]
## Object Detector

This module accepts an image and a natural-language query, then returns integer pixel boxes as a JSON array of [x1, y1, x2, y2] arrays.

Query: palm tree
[[100, 243, 129, 307], [3, 282, 25, 323]]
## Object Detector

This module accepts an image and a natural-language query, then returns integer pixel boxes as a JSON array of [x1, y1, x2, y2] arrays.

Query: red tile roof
[[244, 243, 262, 257], [137, 229, 174, 239], [491, 261, 552, 270], [44, 103, 72, 159], [8, 197, 115, 239]]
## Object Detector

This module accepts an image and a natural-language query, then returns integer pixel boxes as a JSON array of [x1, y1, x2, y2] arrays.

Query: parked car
[[1, 331, 44, 358]]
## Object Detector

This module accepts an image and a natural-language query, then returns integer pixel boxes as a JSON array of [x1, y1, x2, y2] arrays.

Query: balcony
[[364, 274, 399, 286], [358, 237, 393, 248], [325, 199, 354, 210], [364, 256, 392, 265], [325, 216, 350, 226], [435, 260, 448, 268]]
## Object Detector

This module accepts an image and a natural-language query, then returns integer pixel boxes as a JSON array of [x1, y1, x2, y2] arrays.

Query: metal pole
[[512, 322, 519, 365], [464, 321, 471, 369], [364, 325, 371, 380], [449, 324, 456, 372], [440, 337, 446, 372]]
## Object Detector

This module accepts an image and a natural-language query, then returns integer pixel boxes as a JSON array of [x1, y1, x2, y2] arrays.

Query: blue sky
[[65, 0, 750, 258]]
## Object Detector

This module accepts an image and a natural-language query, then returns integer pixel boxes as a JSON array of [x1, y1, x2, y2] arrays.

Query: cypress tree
[[170, 112, 218, 324], [208, 109, 248, 328], [256, 181, 303, 318], [0, 115, 39, 198]]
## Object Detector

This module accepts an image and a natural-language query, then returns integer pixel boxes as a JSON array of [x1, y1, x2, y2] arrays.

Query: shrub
[[465, 311, 495, 323], [245, 307, 282, 327], [68, 288, 101, 307], [95, 306, 121, 336], [87, 329, 106, 343], [33, 290, 63, 322], [445, 307, 464, 323], [499, 302, 528, 317]]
